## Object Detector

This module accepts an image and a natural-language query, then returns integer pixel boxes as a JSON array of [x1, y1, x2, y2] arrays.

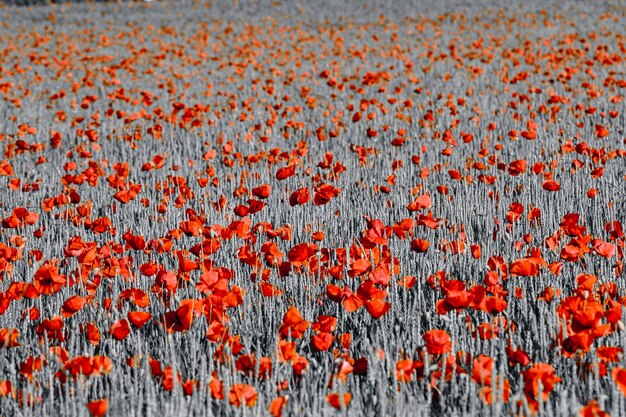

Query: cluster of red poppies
[[0, 1, 625, 416]]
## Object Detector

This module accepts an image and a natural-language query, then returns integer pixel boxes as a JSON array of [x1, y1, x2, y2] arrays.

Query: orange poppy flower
[[228, 383, 257, 407]]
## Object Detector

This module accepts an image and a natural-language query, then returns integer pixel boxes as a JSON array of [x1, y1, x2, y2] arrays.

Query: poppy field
[[0, 0, 625, 415]]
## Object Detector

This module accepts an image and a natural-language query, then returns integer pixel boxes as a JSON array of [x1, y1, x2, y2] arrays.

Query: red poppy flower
[[423, 329, 452, 355], [87, 399, 108, 417], [33, 261, 67, 295]]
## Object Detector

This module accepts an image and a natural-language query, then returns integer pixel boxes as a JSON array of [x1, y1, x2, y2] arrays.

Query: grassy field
[[0, 0, 625, 415]]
